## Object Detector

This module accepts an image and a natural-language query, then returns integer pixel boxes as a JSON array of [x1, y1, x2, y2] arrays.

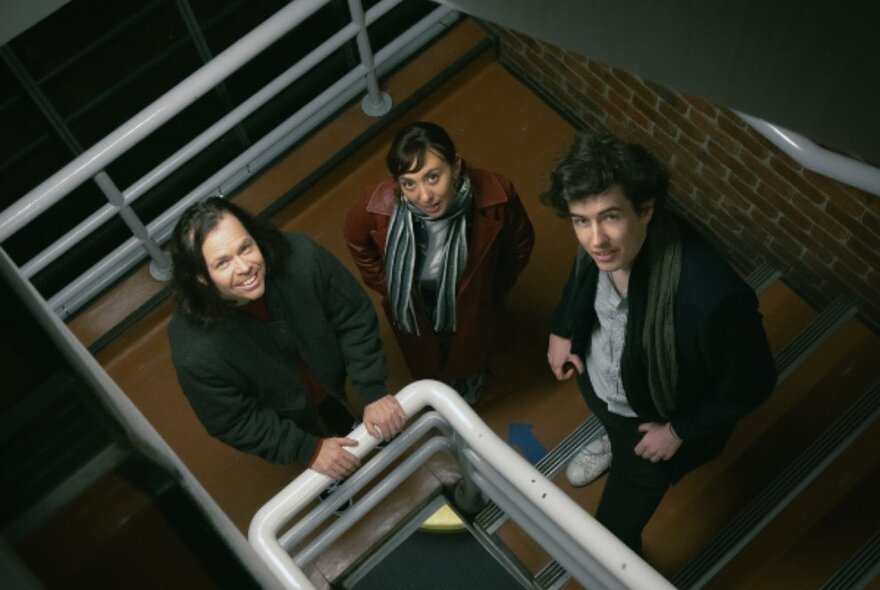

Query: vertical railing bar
[[46, 62, 371, 316], [174, 0, 251, 149], [0, 45, 171, 278], [32, 0, 167, 87], [0, 0, 332, 243], [21, 204, 117, 278], [92, 173, 171, 279], [44, 3, 456, 317], [21, 20, 361, 278], [347, 0, 392, 116]]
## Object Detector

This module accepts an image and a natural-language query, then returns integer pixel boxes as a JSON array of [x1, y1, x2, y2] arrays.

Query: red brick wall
[[489, 25, 880, 334]]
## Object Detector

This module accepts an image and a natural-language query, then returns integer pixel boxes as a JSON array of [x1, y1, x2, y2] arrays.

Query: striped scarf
[[385, 176, 473, 335]]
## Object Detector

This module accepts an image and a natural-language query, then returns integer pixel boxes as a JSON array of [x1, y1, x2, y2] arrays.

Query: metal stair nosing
[[819, 529, 880, 590], [774, 296, 856, 382], [671, 380, 880, 590], [3, 443, 129, 543], [473, 416, 605, 535], [533, 559, 568, 590], [745, 261, 781, 294]]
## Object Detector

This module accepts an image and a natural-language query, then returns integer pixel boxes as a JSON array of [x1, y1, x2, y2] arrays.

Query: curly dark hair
[[541, 132, 669, 217], [169, 197, 289, 324]]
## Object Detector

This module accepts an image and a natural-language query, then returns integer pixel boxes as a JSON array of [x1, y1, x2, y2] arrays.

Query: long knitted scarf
[[575, 210, 682, 417], [622, 210, 682, 418], [385, 176, 473, 335]]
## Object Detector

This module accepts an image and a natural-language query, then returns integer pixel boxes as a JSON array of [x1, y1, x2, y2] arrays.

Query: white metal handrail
[[0, 0, 329, 243], [21, 18, 364, 278], [44, 4, 457, 317], [20, 0, 417, 279], [738, 112, 880, 197], [249, 379, 674, 590], [0, 0, 457, 318]]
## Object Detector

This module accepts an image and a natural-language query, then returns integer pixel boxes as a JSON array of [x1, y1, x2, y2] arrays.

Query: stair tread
[[709, 422, 880, 590], [647, 319, 880, 577]]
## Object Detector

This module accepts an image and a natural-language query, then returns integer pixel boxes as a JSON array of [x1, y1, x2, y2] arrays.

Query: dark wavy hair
[[541, 132, 669, 217], [169, 197, 289, 325], [386, 121, 462, 178]]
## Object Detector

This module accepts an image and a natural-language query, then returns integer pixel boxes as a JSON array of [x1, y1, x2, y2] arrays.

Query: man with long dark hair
[[167, 197, 405, 479], [543, 132, 775, 554]]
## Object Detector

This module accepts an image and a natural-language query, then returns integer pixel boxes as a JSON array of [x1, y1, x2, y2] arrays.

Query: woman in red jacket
[[344, 122, 534, 404]]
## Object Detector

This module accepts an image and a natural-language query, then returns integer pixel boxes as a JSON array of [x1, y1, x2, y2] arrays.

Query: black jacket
[[169, 233, 387, 464], [552, 219, 776, 474]]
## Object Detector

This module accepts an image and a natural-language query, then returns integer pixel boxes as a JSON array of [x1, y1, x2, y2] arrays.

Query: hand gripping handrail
[[248, 379, 674, 590], [737, 112, 880, 197]]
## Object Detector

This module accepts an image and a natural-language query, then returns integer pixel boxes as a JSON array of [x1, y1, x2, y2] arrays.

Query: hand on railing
[[362, 394, 407, 442], [309, 437, 360, 479]]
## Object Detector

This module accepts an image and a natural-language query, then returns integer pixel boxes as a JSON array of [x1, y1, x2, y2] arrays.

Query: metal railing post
[[347, 0, 392, 116], [92, 173, 172, 280], [0, 45, 172, 281]]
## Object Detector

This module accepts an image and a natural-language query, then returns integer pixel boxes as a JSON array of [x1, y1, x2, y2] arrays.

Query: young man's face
[[200, 213, 266, 305], [568, 185, 654, 278]]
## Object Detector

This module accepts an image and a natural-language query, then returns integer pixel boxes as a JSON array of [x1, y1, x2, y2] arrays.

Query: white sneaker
[[565, 433, 611, 487]]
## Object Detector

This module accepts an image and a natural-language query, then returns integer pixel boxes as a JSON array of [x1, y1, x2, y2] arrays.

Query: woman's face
[[397, 149, 462, 219]]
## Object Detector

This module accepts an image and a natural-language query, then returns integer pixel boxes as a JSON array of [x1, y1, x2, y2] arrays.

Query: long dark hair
[[169, 197, 289, 324], [386, 121, 463, 179], [541, 132, 669, 217]]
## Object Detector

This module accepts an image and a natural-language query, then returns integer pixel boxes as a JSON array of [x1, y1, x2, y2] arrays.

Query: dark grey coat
[[168, 233, 387, 464]]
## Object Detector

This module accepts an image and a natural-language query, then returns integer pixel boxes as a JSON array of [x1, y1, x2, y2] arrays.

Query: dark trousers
[[583, 384, 675, 554], [595, 416, 673, 554]]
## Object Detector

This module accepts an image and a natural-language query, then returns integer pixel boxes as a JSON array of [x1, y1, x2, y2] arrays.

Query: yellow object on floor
[[419, 503, 466, 533]]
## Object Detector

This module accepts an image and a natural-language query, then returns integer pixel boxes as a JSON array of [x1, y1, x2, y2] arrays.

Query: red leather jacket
[[344, 168, 535, 380]]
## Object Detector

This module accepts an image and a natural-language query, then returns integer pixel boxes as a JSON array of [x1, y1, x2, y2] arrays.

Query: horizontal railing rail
[[0, 0, 331, 243], [0, 0, 458, 318], [249, 379, 674, 590], [738, 112, 880, 197]]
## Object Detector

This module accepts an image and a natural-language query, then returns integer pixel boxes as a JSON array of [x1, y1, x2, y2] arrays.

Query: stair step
[[671, 380, 880, 589], [743, 261, 780, 293], [474, 417, 604, 535], [0, 370, 122, 538], [821, 530, 880, 590], [709, 427, 880, 589], [774, 296, 856, 382]]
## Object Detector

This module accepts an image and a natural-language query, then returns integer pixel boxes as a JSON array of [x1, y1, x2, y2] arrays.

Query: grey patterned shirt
[[586, 271, 636, 417]]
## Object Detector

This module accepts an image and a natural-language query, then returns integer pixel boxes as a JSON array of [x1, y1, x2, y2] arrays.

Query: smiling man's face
[[201, 213, 266, 305]]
